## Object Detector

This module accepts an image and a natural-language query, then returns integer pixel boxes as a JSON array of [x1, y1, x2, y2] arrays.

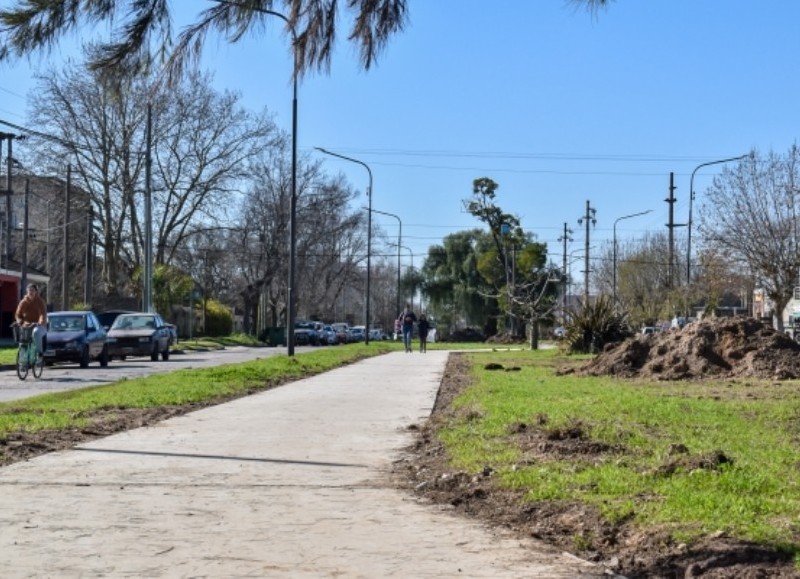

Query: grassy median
[[0, 341, 394, 438]]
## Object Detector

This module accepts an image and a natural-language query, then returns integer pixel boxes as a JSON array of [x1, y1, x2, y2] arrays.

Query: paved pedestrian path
[[0, 351, 602, 577]]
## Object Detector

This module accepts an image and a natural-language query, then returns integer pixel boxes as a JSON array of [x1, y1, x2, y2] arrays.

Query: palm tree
[[0, 1, 610, 79], [0, 0, 408, 79]]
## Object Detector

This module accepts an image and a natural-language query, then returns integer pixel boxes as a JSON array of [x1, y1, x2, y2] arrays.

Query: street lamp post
[[211, 0, 299, 355], [315, 148, 373, 344], [686, 154, 749, 285], [392, 243, 414, 310], [613, 209, 652, 307], [370, 208, 402, 318]]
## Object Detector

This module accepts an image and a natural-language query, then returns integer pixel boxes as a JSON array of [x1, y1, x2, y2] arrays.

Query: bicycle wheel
[[16, 346, 29, 381], [32, 349, 44, 378]]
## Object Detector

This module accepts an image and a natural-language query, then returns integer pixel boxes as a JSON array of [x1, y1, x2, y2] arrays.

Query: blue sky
[[2, 1, 800, 272]]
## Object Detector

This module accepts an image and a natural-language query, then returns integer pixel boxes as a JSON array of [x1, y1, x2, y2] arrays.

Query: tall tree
[[27, 62, 279, 297], [0, 1, 609, 80], [421, 229, 496, 336], [700, 147, 799, 330], [202, 142, 366, 332], [464, 177, 557, 338], [613, 232, 675, 327]]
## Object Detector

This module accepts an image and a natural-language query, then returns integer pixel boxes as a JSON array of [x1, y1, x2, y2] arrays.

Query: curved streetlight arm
[[613, 209, 653, 308], [370, 208, 402, 317], [686, 154, 749, 285], [389, 242, 415, 311], [316, 147, 374, 344], [315, 148, 373, 191]]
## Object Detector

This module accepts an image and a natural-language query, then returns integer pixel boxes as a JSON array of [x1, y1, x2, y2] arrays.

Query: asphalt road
[[0, 344, 295, 403]]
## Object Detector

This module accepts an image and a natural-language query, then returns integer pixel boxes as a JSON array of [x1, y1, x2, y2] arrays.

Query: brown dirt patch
[[574, 316, 800, 381], [391, 353, 800, 578]]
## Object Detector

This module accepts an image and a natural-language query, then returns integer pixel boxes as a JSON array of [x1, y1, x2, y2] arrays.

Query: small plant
[[564, 295, 632, 354]]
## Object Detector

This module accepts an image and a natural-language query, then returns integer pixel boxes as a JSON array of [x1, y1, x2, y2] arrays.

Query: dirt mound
[[577, 316, 800, 380]]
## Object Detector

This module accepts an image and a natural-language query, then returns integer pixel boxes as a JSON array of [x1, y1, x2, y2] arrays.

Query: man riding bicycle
[[15, 283, 48, 359]]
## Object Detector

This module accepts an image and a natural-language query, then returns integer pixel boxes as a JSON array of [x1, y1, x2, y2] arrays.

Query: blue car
[[44, 311, 110, 368]]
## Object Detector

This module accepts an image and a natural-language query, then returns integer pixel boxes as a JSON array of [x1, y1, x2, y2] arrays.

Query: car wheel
[[79, 346, 90, 368], [99, 345, 109, 367], [150, 345, 159, 361], [161, 347, 170, 361]]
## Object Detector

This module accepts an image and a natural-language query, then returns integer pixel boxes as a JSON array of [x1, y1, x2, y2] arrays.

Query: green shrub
[[204, 300, 233, 337], [565, 295, 632, 354]]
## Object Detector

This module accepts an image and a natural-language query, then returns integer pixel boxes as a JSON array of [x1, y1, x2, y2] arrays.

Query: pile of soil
[[393, 353, 800, 578], [577, 316, 800, 381]]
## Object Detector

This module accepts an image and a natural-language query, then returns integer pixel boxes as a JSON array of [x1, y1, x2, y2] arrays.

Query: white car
[[349, 326, 366, 342]]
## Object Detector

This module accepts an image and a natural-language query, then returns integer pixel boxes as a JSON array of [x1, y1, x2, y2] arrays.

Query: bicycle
[[12, 323, 44, 380]]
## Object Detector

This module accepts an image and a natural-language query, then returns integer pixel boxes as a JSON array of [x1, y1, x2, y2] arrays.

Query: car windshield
[[111, 315, 157, 330], [50, 316, 84, 331]]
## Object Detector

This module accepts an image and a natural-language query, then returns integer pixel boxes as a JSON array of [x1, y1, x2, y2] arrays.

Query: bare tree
[[27, 63, 279, 298], [700, 147, 799, 330], [614, 232, 675, 326], [224, 148, 365, 333]]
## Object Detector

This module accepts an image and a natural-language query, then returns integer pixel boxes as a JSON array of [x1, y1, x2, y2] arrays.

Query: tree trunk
[[529, 317, 540, 350]]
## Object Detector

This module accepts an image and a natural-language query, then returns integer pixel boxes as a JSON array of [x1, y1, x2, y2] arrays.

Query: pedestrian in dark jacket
[[398, 304, 417, 353], [417, 314, 430, 353]]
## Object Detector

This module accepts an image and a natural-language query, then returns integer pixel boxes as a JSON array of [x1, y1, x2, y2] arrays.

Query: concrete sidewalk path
[[0, 351, 602, 578]]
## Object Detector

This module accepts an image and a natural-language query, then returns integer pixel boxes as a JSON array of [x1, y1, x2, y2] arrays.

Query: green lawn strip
[[437, 349, 800, 555], [0, 343, 393, 436]]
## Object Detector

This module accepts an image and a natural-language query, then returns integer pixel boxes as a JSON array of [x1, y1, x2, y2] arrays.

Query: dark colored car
[[44, 311, 109, 368], [97, 309, 136, 330], [293, 320, 318, 346], [331, 323, 349, 344], [106, 313, 172, 361]]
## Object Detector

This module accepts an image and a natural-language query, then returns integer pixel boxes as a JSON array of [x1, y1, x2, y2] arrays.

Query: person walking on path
[[417, 314, 430, 353], [398, 304, 417, 353]]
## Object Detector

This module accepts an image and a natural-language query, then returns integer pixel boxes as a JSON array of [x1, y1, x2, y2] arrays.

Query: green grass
[[437, 349, 800, 554], [0, 342, 394, 438]]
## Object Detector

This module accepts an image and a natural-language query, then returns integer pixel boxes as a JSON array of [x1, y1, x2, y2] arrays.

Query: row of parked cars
[[42, 310, 177, 368], [293, 320, 368, 346]]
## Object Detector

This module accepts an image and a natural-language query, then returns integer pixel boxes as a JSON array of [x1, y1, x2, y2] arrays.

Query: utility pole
[[1, 132, 23, 273], [577, 200, 597, 304], [21, 179, 29, 297], [144, 104, 153, 312], [62, 164, 71, 310], [665, 172, 684, 290], [558, 222, 573, 315], [84, 207, 93, 305]]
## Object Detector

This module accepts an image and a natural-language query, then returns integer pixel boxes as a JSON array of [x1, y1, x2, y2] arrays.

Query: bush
[[564, 296, 632, 354], [204, 300, 233, 337]]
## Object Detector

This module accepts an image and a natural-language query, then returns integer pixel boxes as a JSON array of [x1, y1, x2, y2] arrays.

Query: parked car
[[96, 309, 136, 330], [44, 311, 109, 368], [349, 325, 366, 342], [331, 322, 349, 344], [293, 320, 318, 346], [320, 325, 339, 345], [106, 312, 172, 361], [311, 321, 326, 346]]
